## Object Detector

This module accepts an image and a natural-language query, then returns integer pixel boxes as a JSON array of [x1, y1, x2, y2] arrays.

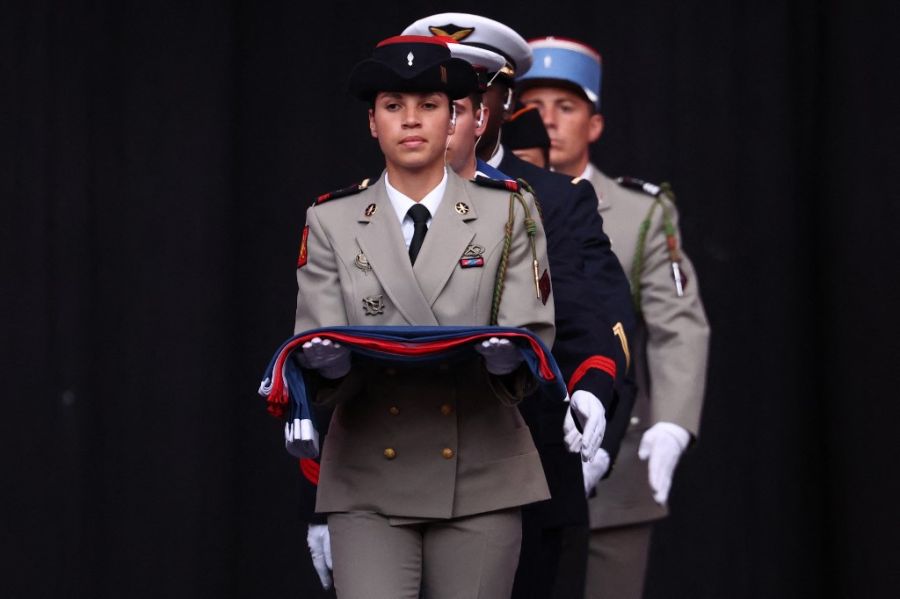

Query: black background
[[3, 1, 898, 597]]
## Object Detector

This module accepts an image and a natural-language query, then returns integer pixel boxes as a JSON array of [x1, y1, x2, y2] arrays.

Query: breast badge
[[354, 252, 372, 275], [459, 244, 484, 268], [362, 295, 385, 316]]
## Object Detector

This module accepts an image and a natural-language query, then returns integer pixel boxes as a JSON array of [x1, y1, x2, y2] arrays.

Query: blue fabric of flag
[[258, 326, 567, 458]]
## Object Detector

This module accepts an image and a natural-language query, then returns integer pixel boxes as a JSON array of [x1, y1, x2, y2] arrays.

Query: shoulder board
[[615, 176, 662, 197], [473, 175, 520, 193], [615, 176, 677, 202], [314, 178, 372, 205]]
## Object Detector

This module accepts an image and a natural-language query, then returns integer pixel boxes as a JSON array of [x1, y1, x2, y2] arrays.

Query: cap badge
[[543, 55, 552, 68], [455, 202, 470, 215], [407, 52, 414, 67], [428, 25, 475, 42]]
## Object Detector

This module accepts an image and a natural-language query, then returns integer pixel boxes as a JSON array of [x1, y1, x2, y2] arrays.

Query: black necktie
[[407, 204, 431, 265]]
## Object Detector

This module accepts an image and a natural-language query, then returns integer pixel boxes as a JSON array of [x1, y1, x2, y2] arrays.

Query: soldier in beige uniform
[[293, 36, 606, 599], [518, 37, 711, 598]]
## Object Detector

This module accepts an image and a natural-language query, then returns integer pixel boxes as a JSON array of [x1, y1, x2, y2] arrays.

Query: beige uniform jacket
[[587, 166, 710, 528], [295, 170, 556, 520]]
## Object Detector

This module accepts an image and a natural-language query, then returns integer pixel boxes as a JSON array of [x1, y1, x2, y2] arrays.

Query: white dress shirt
[[486, 143, 506, 169], [384, 169, 448, 249]]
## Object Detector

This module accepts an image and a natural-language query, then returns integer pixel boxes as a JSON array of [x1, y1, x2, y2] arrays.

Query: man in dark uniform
[[403, 15, 639, 599]]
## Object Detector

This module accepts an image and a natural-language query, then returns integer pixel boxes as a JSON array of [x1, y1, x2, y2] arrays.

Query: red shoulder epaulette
[[473, 175, 520, 193], [315, 177, 372, 205]]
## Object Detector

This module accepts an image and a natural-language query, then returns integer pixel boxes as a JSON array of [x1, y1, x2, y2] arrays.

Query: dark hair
[[368, 90, 452, 112]]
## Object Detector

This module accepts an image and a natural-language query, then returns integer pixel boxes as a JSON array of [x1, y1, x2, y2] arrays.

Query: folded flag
[[258, 325, 566, 458]]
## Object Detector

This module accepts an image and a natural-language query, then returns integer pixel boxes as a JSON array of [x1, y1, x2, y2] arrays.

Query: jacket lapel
[[412, 171, 477, 306], [356, 175, 438, 325]]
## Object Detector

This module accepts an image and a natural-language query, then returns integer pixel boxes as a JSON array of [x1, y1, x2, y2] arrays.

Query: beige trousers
[[584, 522, 653, 599], [328, 508, 522, 599]]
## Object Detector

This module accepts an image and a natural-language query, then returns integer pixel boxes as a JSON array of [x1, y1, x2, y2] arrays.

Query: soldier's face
[[480, 82, 510, 146], [519, 87, 603, 174], [369, 91, 455, 171], [446, 97, 489, 175]]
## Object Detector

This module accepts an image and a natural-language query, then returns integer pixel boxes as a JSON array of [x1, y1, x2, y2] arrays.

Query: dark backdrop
[[3, 1, 898, 597]]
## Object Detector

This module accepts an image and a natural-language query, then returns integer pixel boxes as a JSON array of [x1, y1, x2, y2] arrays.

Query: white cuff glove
[[306, 523, 333, 590], [283, 419, 320, 459], [638, 421, 690, 505], [582, 448, 611, 496], [474, 337, 523, 375], [568, 390, 606, 462], [298, 337, 351, 379], [562, 408, 582, 453]]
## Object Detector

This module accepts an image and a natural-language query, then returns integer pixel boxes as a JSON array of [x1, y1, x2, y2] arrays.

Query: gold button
[[384, 448, 397, 460], [389, 406, 400, 416], [440, 404, 453, 416], [442, 448, 454, 459]]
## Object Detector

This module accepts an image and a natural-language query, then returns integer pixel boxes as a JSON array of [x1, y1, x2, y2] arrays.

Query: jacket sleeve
[[568, 179, 639, 384], [294, 206, 348, 333], [639, 197, 710, 436], [293, 205, 359, 405]]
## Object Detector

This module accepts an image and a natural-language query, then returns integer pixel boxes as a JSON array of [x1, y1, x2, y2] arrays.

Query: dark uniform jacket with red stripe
[[496, 151, 638, 530]]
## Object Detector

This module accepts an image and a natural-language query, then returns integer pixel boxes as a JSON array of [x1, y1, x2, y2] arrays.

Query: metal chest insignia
[[354, 252, 372, 275], [362, 295, 385, 316], [459, 244, 485, 268]]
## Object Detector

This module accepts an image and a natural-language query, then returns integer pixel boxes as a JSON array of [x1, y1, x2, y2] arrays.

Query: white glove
[[298, 337, 351, 379], [283, 419, 320, 459], [569, 390, 606, 462], [638, 422, 691, 505], [474, 337, 523, 375], [306, 523, 333, 590], [582, 448, 611, 496], [562, 408, 582, 453]]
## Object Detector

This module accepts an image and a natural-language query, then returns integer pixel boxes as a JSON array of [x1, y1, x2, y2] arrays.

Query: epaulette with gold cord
[[314, 177, 373, 205], [618, 176, 686, 308]]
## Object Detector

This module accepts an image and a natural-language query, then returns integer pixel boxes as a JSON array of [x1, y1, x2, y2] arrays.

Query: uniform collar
[[385, 168, 448, 225], [578, 162, 594, 181]]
